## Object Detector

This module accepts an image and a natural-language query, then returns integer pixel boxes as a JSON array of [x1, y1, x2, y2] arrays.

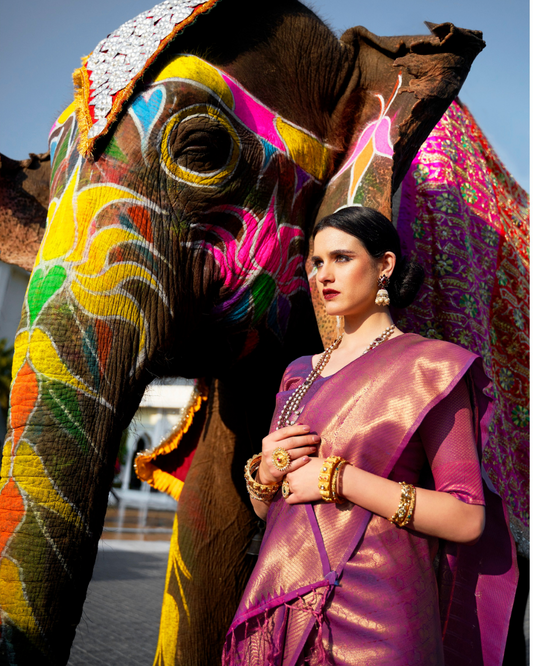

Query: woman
[[223, 207, 516, 666]]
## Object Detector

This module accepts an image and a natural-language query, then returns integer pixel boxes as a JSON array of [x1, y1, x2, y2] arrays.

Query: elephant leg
[[154, 378, 258, 666]]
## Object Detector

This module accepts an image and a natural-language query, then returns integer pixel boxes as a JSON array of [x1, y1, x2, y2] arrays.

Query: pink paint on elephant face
[[221, 75, 286, 152], [189, 195, 308, 324]]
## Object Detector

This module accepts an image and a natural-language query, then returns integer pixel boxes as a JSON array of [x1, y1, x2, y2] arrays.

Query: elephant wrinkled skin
[[0, 1, 484, 664]]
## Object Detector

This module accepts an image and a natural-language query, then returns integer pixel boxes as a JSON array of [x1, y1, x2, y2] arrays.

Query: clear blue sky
[[0, 0, 529, 191]]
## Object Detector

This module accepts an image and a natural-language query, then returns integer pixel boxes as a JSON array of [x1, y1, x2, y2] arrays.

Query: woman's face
[[312, 227, 390, 319]]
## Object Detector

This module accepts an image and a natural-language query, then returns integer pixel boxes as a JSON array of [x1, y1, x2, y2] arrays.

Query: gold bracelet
[[389, 482, 416, 527], [244, 453, 282, 502], [318, 456, 345, 503], [331, 459, 349, 504]]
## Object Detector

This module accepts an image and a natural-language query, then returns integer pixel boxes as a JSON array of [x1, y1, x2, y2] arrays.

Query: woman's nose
[[317, 266, 333, 284]]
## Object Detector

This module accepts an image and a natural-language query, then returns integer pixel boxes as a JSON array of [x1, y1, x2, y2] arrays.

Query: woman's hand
[[258, 424, 320, 485], [283, 457, 324, 504]]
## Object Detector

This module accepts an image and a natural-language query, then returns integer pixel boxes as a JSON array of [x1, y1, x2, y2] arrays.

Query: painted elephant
[[0, 0, 492, 664]]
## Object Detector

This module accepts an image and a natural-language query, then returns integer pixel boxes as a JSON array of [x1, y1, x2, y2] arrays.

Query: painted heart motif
[[27, 266, 67, 327], [129, 87, 165, 144]]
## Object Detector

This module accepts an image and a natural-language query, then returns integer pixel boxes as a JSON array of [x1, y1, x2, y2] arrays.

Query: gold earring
[[375, 275, 390, 306]]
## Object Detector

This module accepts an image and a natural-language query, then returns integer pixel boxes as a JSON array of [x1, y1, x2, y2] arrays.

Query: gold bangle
[[389, 482, 416, 527], [331, 459, 349, 504], [244, 453, 281, 502], [318, 456, 345, 503]]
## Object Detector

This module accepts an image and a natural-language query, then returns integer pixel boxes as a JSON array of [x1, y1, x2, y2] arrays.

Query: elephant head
[[0, 1, 484, 664]]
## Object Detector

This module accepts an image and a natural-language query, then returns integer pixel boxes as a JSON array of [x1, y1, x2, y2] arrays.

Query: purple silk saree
[[223, 334, 517, 666]]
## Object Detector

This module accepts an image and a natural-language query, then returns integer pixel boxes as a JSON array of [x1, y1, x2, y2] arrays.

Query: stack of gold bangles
[[244, 453, 281, 502], [389, 481, 416, 527], [318, 456, 349, 504]]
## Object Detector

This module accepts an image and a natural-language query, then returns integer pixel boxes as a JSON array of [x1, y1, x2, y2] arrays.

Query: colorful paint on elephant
[[394, 100, 529, 527], [0, 53, 331, 660], [331, 74, 399, 206]]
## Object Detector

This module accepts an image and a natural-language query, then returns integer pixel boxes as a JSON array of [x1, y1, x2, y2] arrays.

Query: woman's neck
[[339, 311, 396, 353]]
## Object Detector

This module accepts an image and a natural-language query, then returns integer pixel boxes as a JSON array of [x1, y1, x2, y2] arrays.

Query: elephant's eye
[[161, 106, 241, 187], [172, 118, 233, 173]]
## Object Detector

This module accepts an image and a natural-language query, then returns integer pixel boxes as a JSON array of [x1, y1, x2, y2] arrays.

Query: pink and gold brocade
[[223, 334, 517, 666]]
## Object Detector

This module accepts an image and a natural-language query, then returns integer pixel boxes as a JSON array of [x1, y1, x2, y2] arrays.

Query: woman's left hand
[[284, 457, 324, 504]]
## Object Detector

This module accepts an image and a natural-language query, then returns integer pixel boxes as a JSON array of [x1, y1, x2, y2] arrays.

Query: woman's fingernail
[[313, 436, 320, 443], [301, 425, 310, 431], [302, 456, 309, 462]]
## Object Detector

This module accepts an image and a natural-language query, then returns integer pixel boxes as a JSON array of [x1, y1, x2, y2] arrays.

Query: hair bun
[[389, 257, 425, 308]]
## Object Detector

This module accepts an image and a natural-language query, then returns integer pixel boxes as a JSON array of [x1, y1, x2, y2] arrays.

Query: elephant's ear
[[72, 0, 221, 157], [308, 22, 485, 346], [0, 152, 50, 272]]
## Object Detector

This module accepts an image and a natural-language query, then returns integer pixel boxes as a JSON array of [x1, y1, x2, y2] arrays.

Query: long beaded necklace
[[276, 324, 396, 430]]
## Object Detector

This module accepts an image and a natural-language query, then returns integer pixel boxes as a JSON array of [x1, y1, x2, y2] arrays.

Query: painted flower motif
[[478, 282, 492, 306], [460, 133, 476, 154], [481, 225, 500, 247], [498, 367, 515, 391], [461, 182, 478, 205], [458, 330, 473, 347], [419, 321, 444, 340], [441, 139, 458, 161], [435, 192, 459, 215], [513, 309, 525, 329], [193, 195, 307, 337], [496, 267, 508, 286], [411, 217, 425, 239], [437, 225, 451, 240], [511, 405, 529, 428], [459, 293, 479, 318], [490, 328, 498, 345], [481, 339, 492, 366], [413, 164, 429, 184], [434, 254, 454, 276]]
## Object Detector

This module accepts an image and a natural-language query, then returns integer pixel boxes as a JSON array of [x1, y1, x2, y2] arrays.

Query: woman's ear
[[381, 251, 396, 278]]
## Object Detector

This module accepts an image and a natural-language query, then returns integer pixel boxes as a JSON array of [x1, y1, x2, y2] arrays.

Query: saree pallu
[[223, 334, 517, 666]]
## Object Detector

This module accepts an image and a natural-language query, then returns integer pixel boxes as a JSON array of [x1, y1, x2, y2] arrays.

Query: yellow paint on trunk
[[40, 165, 79, 263], [0, 558, 42, 641], [13, 443, 83, 528], [70, 283, 146, 353], [29, 328, 95, 397]]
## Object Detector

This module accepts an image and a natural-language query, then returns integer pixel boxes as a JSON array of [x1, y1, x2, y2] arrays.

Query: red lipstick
[[322, 289, 340, 300]]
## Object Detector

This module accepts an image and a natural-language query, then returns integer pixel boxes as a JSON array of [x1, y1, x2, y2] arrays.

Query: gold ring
[[272, 447, 291, 472], [282, 478, 291, 499]]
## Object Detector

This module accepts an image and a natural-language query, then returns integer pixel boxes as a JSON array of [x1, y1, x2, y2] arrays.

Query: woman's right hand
[[258, 424, 320, 485]]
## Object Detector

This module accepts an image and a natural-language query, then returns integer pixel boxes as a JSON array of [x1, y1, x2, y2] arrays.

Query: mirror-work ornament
[[73, 0, 220, 157]]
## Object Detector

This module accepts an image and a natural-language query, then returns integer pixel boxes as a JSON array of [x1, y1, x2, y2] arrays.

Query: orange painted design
[[0, 478, 25, 556], [128, 206, 153, 244], [348, 140, 375, 201], [9, 363, 39, 449]]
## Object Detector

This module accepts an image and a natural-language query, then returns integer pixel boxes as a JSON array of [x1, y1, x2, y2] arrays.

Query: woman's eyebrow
[[311, 249, 357, 261]]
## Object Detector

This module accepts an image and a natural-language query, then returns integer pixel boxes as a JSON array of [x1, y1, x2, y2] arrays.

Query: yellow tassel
[[134, 380, 209, 500]]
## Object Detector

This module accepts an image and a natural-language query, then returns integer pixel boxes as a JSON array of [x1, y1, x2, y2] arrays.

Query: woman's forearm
[[250, 496, 270, 520], [340, 465, 485, 544]]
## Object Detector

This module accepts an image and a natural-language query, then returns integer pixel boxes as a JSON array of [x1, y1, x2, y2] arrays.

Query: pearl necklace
[[276, 324, 395, 430]]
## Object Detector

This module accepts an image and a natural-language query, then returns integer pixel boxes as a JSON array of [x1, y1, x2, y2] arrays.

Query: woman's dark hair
[[312, 206, 425, 308]]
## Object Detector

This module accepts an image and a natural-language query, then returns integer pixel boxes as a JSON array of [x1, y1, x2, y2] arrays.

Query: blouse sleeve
[[418, 376, 485, 506]]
